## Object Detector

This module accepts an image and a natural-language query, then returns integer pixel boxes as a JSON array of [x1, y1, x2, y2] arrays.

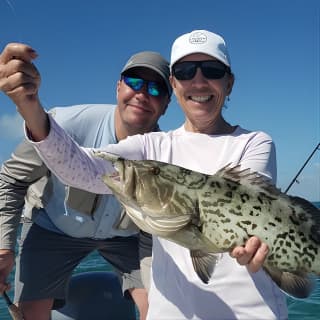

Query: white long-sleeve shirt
[[28, 115, 287, 319]]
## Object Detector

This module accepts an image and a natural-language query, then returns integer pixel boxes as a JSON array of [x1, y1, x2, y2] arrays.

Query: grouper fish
[[94, 151, 320, 299]]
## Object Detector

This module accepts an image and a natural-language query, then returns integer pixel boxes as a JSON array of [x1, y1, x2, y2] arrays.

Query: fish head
[[94, 151, 182, 217], [94, 151, 205, 218], [95, 151, 198, 237]]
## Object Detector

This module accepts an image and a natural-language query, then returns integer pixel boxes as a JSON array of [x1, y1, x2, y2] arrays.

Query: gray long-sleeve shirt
[[0, 104, 139, 251]]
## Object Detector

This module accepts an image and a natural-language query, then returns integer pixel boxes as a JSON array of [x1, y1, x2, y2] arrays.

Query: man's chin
[[127, 118, 153, 131]]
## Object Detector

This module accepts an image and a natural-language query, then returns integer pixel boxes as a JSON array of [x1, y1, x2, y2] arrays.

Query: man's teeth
[[190, 96, 211, 102]]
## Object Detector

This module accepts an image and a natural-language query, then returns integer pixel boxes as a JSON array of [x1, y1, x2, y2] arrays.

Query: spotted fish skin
[[95, 151, 320, 298], [199, 170, 320, 273]]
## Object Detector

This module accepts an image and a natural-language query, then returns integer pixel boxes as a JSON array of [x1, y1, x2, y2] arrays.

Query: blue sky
[[0, 0, 319, 201]]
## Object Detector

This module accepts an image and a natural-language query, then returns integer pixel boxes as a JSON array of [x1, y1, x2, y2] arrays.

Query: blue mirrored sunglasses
[[122, 76, 165, 97]]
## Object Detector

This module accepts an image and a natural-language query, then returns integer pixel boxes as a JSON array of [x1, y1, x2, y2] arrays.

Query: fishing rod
[[2, 291, 24, 320], [2, 2, 25, 319], [285, 142, 320, 194]]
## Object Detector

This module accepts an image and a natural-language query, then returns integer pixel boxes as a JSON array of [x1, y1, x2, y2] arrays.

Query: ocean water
[[0, 202, 319, 319]]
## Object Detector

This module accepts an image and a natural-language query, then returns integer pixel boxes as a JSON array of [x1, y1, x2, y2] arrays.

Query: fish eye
[[150, 167, 160, 175]]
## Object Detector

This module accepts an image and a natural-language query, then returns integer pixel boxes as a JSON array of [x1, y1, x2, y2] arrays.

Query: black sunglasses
[[172, 60, 231, 81], [122, 76, 166, 97]]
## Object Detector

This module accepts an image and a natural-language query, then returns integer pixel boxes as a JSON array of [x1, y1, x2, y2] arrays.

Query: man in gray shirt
[[0, 46, 172, 320]]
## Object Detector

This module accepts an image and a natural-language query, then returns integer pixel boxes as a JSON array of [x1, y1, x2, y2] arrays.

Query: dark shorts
[[14, 221, 152, 309]]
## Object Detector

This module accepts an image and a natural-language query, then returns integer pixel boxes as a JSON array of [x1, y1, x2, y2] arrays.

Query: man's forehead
[[125, 67, 163, 82]]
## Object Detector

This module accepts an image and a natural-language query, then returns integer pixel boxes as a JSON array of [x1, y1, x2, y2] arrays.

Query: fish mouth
[[93, 151, 126, 183], [109, 167, 120, 182], [108, 170, 121, 182]]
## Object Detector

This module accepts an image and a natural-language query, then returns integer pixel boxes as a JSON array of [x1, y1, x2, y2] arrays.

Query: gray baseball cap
[[121, 51, 172, 96]]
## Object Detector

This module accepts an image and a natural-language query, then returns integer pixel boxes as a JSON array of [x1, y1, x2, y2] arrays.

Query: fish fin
[[215, 165, 282, 196], [263, 264, 316, 298], [289, 196, 320, 244], [190, 250, 219, 284]]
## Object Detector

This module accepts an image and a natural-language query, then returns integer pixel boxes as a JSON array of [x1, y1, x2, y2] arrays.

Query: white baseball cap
[[170, 30, 231, 68]]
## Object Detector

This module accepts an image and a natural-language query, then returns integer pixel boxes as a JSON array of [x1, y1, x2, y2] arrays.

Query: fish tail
[[263, 264, 316, 299]]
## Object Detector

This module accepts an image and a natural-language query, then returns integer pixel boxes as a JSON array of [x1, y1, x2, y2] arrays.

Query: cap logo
[[189, 31, 207, 44]]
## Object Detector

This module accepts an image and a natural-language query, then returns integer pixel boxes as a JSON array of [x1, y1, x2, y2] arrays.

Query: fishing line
[[1, 3, 24, 318], [4, 0, 15, 14], [285, 142, 320, 194], [2, 0, 23, 43], [2, 291, 24, 320]]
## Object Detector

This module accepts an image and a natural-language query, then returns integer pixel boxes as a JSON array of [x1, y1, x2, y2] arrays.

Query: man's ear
[[116, 80, 121, 98], [162, 96, 171, 115], [169, 75, 176, 89], [226, 73, 235, 96]]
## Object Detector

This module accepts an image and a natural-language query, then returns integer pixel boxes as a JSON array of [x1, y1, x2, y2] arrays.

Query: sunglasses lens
[[148, 82, 161, 96], [173, 61, 228, 80], [123, 76, 164, 97], [123, 76, 144, 90], [201, 61, 226, 79], [173, 62, 196, 80]]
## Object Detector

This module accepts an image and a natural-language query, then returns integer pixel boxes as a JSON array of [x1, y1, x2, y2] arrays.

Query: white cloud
[[0, 113, 24, 140]]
